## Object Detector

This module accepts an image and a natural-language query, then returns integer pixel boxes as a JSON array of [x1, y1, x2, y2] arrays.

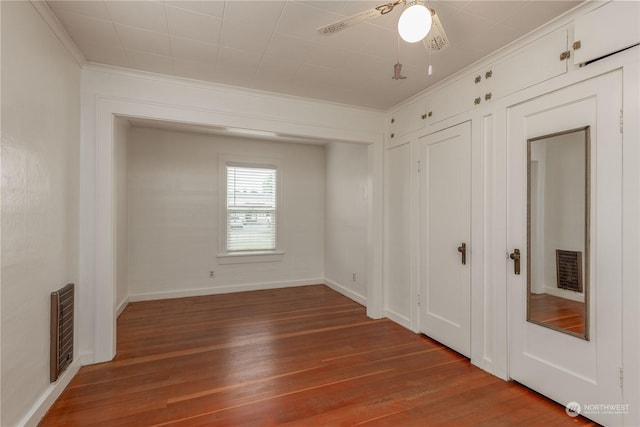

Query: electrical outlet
[[209, 270, 215, 278], [352, 273, 356, 282]]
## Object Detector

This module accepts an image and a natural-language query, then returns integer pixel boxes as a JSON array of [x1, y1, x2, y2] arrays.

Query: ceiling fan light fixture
[[397, 0, 432, 43]]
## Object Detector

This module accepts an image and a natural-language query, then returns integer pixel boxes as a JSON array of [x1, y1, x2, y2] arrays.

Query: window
[[225, 163, 278, 253]]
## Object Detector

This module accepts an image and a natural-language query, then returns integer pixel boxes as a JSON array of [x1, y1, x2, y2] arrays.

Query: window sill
[[217, 251, 284, 264]]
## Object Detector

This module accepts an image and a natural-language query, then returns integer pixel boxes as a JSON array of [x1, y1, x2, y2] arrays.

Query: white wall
[[0, 2, 80, 426], [383, 143, 412, 327], [324, 142, 368, 304], [126, 127, 325, 299], [542, 132, 586, 300], [115, 119, 129, 314]]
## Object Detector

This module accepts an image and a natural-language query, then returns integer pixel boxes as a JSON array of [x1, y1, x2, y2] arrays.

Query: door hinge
[[620, 109, 624, 134], [417, 160, 421, 173], [620, 367, 624, 389], [417, 294, 421, 307]]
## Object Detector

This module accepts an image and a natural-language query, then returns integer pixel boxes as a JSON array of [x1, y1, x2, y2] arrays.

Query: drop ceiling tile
[[165, 0, 225, 18], [264, 33, 316, 62], [508, 1, 581, 35], [170, 36, 218, 63], [342, 51, 395, 82], [53, 10, 120, 47], [462, 1, 527, 22], [305, 43, 352, 68], [357, 23, 398, 56], [173, 58, 215, 81], [223, 1, 285, 27], [251, 55, 302, 92], [217, 46, 262, 67], [105, 0, 168, 34], [166, 5, 222, 44], [47, 1, 111, 21], [74, 40, 129, 67], [220, 18, 277, 53], [438, 8, 493, 45], [115, 24, 171, 56], [126, 49, 174, 75], [298, 1, 350, 14], [215, 46, 262, 85], [294, 63, 362, 93]]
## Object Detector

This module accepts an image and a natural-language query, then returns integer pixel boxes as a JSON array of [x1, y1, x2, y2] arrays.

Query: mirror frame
[[526, 126, 591, 340]]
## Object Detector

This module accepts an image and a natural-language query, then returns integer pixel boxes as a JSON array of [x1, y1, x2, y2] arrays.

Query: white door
[[420, 121, 471, 357], [507, 71, 623, 426]]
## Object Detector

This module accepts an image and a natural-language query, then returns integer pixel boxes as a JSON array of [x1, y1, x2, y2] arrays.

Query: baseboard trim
[[116, 296, 129, 318], [384, 309, 411, 330], [323, 278, 367, 306], [128, 278, 325, 302], [19, 359, 80, 427]]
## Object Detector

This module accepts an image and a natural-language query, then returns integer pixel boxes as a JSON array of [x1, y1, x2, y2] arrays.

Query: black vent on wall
[[50, 283, 74, 382]]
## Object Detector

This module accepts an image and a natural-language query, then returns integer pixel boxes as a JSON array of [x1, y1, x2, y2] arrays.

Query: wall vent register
[[50, 283, 74, 382]]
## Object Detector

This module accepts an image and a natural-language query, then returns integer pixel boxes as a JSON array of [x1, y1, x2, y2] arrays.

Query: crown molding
[[30, 0, 86, 66]]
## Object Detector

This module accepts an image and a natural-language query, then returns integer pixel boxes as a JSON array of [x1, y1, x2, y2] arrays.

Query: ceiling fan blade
[[317, 7, 385, 36], [424, 9, 450, 51], [317, 1, 403, 36]]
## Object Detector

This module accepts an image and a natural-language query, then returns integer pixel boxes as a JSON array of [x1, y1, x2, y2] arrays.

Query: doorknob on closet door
[[458, 243, 467, 265], [509, 249, 521, 275]]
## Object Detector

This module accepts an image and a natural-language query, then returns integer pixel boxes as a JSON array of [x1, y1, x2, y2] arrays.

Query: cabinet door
[[426, 74, 481, 124], [388, 100, 426, 147], [419, 121, 471, 357], [491, 28, 568, 100], [573, 1, 640, 65]]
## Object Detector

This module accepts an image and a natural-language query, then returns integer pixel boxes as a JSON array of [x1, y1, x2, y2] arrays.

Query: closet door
[[419, 121, 471, 357], [507, 71, 623, 426]]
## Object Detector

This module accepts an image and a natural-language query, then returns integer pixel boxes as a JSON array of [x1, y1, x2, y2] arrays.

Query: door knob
[[458, 243, 467, 265], [509, 249, 521, 275]]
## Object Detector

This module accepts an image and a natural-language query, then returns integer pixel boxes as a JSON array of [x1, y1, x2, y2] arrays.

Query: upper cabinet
[[388, 99, 427, 147], [424, 27, 569, 125], [573, 1, 640, 65], [490, 28, 569, 100]]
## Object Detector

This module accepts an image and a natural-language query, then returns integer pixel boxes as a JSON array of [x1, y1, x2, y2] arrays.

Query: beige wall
[[324, 142, 368, 302], [126, 127, 326, 299], [1, 2, 80, 426]]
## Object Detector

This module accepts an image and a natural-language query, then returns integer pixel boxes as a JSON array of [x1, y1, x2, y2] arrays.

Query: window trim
[[218, 154, 284, 262]]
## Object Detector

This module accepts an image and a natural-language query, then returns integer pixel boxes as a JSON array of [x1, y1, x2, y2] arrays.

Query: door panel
[[420, 122, 471, 357], [507, 71, 623, 426]]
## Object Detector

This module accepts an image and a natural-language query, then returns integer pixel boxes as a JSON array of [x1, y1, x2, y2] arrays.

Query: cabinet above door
[[573, 1, 640, 65], [388, 100, 427, 148]]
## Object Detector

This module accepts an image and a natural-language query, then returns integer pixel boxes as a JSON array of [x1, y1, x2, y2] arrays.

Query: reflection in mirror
[[527, 127, 589, 340]]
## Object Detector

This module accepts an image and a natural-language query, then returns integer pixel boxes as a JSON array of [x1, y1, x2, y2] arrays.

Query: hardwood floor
[[529, 293, 585, 335], [40, 285, 597, 426]]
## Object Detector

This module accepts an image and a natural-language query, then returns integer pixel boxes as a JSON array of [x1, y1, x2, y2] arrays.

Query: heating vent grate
[[556, 250, 583, 293], [50, 283, 74, 382]]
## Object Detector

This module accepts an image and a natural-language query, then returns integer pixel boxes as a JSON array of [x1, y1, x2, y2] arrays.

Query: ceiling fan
[[317, 0, 450, 51]]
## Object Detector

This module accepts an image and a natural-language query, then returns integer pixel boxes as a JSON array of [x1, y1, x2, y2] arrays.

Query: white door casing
[[507, 71, 623, 426], [420, 121, 472, 357]]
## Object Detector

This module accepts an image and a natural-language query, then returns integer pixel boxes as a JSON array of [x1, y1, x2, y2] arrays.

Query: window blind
[[226, 165, 277, 252]]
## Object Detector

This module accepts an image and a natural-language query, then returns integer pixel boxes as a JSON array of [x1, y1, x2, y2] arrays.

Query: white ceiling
[[47, 0, 582, 110]]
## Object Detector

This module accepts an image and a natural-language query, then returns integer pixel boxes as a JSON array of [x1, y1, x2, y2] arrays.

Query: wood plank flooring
[[40, 285, 597, 426], [529, 293, 585, 335]]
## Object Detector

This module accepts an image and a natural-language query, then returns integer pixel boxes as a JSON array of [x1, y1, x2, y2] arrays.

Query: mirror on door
[[527, 127, 590, 340]]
